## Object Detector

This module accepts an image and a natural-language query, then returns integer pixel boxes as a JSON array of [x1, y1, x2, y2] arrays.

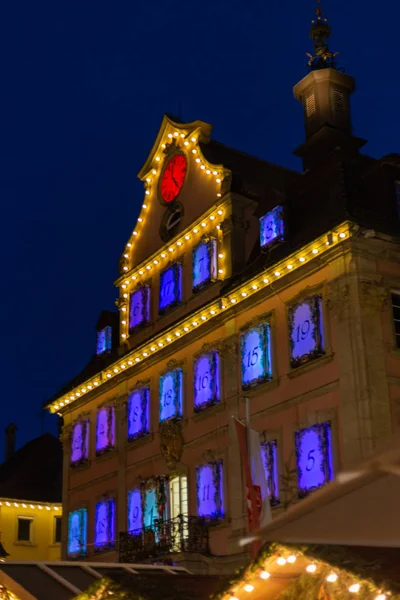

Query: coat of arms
[[159, 419, 184, 468]]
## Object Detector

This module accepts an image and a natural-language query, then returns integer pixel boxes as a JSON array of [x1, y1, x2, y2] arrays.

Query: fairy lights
[[0, 499, 61, 511], [50, 222, 350, 412]]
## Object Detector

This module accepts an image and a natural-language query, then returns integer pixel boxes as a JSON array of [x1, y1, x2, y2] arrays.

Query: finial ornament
[[306, 0, 340, 70]]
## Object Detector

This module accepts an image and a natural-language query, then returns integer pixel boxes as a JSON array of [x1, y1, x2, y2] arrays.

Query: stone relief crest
[[159, 419, 184, 468]]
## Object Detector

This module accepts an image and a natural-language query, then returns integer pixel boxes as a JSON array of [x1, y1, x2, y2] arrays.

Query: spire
[[306, 0, 339, 71]]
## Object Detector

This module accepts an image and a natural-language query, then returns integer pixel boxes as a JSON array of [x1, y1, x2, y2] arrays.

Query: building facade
[[47, 7, 400, 574], [0, 430, 63, 561]]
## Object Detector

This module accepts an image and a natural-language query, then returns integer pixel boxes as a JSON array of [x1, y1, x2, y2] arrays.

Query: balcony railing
[[118, 514, 210, 563]]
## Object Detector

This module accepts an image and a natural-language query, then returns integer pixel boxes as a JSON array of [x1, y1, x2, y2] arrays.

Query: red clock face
[[160, 154, 187, 203]]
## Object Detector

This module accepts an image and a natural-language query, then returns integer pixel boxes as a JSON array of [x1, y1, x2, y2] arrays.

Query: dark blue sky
[[1, 0, 398, 457]]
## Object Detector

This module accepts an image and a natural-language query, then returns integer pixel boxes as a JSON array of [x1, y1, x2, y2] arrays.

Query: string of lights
[[50, 221, 350, 413]]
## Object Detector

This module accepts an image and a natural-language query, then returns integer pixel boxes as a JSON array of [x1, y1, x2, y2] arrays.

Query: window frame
[[240, 322, 272, 390], [54, 515, 62, 544], [158, 262, 183, 315], [17, 516, 33, 543], [391, 291, 400, 350]]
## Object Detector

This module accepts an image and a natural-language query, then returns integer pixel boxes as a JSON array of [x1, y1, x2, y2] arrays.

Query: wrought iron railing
[[118, 514, 210, 563]]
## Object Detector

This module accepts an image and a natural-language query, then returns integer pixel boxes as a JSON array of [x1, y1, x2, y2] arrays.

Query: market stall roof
[[0, 561, 225, 600], [217, 543, 400, 600], [244, 434, 400, 548]]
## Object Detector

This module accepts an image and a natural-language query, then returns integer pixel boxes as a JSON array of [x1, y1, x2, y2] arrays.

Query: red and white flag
[[234, 418, 272, 555]]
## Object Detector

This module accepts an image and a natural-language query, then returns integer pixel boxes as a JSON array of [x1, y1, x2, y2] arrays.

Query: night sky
[[1, 0, 399, 458]]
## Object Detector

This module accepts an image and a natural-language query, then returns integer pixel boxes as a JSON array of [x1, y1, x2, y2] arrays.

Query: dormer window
[[96, 326, 112, 355], [260, 205, 284, 248]]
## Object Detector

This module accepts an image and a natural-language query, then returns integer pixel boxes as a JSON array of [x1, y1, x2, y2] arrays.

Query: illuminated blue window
[[159, 263, 182, 313], [196, 461, 224, 520], [295, 422, 333, 498], [97, 326, 112, 355], [240, 324, 272, 389], [127, 489, 142, 533], [128, 387, 150, 441], [261, 440, 279, 506], [67, 509, 87, 557], [143, 488, 158, 529], [94, 498, 115, 551], [260, 205, 284, 247], [192, 239, 217, 292], [129, 286, 150, 332], [194, 352, 220, 412], [159, 369, 183, 422], [289, 295, 325, 368]]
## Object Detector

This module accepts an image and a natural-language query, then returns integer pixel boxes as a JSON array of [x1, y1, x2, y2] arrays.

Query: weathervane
[[306, 0, 339, 70]]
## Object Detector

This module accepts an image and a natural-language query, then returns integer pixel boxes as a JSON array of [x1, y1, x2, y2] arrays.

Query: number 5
[[306, 449, 315, 471]]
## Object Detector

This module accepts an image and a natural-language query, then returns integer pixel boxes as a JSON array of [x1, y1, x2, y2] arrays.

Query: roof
[[46, 126, 400, 410], [0, 433, 62, 503], [0, 561, 228, 600], [243, 432, 400, 549], [79, 571, 229, 600], [200, 139, 298, 202], [217, 542, 400, 600]]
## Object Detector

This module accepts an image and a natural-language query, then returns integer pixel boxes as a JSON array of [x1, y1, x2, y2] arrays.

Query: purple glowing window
[[194, 352, 220, 412], [159, 263, 182, 313], [192, 240, 217, 291], [159, 369, 183, 422], [129, 286, 150, 332], [96, 406, 115, 454], [289, 295, 325, 368], [97, 326, 112, 355], [67, 509, 87, 557], [94, 498, 115, 550], [128, 388, 150, 440], [295, 422, 333, 497], [241, 324, 272, 389], [261, 440, 279, 506], [196, 461, 224, 520], [70, 420, 89, 465], [260, 205, 284, 247], [127, 488, 142, 533]]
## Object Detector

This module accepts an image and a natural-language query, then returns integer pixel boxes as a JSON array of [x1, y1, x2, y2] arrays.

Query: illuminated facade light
[[339, 232, 346, 238], [260, 571, 270, 580], [326, 573, 338, 583], [312, 248, 319, 254], [349, 584, 360, 594], [243, 584, 254, 593], [306, 564, 317, 573], [274, 271, 280, 277], [276, 557, 286, 565]]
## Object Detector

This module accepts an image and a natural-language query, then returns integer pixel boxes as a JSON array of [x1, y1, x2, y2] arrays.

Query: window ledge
[[241, 377, 279, 398], [48, 543, 61, 548], [95, 449, 117, 463], [208, 517, 231, 531], [192, 401, 226, 422], [70, 459, 92, 473], [126, 433, 154, 450], [287, 352, 334, 379], [14, 541, 37, 547]]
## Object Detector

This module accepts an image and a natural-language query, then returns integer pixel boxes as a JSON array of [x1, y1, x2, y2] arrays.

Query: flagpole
[[245, 396, 251, 469]]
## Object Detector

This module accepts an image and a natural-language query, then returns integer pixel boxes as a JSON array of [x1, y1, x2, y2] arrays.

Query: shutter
[[306, 94, 316, 117]]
